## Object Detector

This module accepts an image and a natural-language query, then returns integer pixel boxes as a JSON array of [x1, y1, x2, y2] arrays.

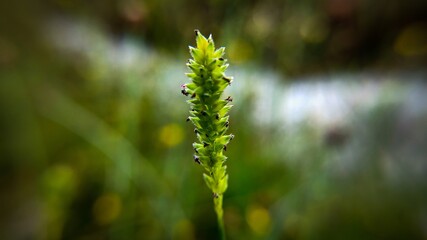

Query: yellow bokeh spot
[[394, 22, 427, 57], [43, 164, 76, 196], [159, 123, 184, 147], [172, 219, 195, 240], [93, 193, 122, 225], [299, 16, 329, 44], [246, 205, 271, 235], [228, 39, 254, 64]]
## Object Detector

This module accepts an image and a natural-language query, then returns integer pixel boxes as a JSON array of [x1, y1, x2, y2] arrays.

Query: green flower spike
[[182, 30, 234, 239]]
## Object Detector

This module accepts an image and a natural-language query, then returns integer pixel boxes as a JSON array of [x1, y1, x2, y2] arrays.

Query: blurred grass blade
[[34, 85, 170, 195]]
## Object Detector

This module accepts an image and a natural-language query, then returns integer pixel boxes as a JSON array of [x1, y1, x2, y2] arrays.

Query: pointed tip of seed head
[[194, 29, 200, 36]]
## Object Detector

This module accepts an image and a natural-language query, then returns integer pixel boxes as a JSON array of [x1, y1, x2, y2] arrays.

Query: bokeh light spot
[[159, 123, 184, 147], [246, 205, 271, 235], [93, 193, 122, 225], [299, 16, 329, 44], [228, 39, 254, 64], [394, 22, 427, 57], [172, 219, 195, 240]]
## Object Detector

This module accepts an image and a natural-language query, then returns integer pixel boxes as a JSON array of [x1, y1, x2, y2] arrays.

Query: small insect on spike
[[225, 121, 229, 127], [182, 89, 189, 96], [223, 145, 227, 151], [225, 96, 233, 102], [194, 155, 201, 164], [216, 114, 220, 120], [203, 142, 209, 147], [194, 148, 199, 154], [186, 117, 190, 122], [219, 57, 224, 61], [195, 29, 199, 36]]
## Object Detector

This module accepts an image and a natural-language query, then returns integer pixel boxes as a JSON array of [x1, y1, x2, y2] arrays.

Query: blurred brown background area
[[3, 0, 427, 74], [1, 0, 427, 239]]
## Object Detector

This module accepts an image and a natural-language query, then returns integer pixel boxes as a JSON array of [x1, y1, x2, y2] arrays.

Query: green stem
[[214, 195, 226, 240]]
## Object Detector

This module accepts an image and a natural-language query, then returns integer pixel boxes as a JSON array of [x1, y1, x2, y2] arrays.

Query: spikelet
[[182, 30, 234, 236]]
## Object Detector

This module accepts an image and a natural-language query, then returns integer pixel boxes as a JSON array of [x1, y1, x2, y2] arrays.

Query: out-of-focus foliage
[[1, 0, 427, 239]]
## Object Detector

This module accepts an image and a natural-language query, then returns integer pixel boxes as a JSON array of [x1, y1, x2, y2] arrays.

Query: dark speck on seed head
[[194, 155, 201, 164]]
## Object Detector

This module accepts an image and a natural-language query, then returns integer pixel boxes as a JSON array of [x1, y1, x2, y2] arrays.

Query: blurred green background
[[1, 0, 427, 239]]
